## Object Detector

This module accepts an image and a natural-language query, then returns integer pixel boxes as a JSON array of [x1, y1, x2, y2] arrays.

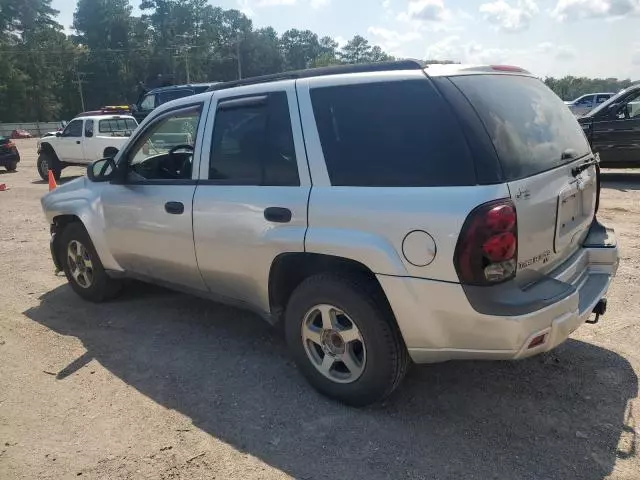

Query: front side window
[[596, 94, 610, 104], [125, 106, 202, 181], [576, 95, 594, 107], [62, 119, 83, 137], [617, 91, 640, 120], [209, 92, 299, 186], [140, 94, 156, 111]]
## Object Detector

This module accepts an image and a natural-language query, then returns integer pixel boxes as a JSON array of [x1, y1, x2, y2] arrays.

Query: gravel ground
[[0, 139, 639, 480]]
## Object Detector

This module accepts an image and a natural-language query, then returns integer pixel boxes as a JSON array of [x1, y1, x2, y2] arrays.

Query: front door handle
[[76, 140, 81, 144], [165, 201, 184, 215], [264, 207, 292, 223]]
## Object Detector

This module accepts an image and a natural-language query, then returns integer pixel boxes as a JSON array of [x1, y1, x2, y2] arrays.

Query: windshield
[[451, 74, 591, 181], [586, 85, 640, 118]]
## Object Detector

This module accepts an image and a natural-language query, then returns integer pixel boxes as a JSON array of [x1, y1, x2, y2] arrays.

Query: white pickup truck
[[37, 115, 138, 180]]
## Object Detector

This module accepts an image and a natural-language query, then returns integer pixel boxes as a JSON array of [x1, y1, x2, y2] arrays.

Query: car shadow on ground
[[0, 169, 18, 175], [601, 171, 640, 192], [24, 283, 637, 480]]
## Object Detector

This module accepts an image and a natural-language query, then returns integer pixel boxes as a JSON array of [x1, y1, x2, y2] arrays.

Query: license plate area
[[555, 175, 596, 253]]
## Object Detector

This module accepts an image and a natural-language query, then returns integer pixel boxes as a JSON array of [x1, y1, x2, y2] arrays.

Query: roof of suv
[[147, 83, 219, 95], [205, 60, 534, 93]]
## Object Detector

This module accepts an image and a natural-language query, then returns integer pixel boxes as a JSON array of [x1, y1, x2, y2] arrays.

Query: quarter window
[[84, 119, 94, 138], [209, 92, 299, 186], [310, 80, 475, 187]]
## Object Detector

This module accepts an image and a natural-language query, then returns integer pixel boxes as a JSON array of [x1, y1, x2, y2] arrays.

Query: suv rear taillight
[[454, 199, 518, 285]]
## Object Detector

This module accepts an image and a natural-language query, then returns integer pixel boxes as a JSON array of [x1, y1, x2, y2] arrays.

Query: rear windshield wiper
[[571, 157, 599, 177]]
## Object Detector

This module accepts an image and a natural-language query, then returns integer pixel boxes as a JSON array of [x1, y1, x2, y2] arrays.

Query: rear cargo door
[[451, 74, 597, 279]]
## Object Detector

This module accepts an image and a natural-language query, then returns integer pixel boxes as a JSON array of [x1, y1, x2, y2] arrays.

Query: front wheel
[[285, 274, 409, 407], [58, 223, 122, 302], [37, 152, 61, 181]]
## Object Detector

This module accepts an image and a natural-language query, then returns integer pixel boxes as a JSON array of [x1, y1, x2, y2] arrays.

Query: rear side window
[[99, 118, 138, 134], [209, 92, 299, 186], [451, 75, 591, 181], [310, 80, 474, 187]]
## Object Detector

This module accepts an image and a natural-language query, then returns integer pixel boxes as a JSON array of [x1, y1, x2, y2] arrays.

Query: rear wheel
[[5, 159, 17, 172], [58, 223, 122, 302], [285, 274, 409, 406]]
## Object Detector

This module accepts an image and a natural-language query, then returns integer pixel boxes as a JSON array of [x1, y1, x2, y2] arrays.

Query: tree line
[[0, 0, 636, 122]]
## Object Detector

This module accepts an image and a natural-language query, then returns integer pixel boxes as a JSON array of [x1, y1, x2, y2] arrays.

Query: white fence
[[0, 122, 62, 137]]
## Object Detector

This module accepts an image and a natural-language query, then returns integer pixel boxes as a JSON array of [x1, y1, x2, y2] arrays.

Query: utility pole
[[236, 37, 242, 80], [175, 35, 191, 84], [73, 61, 86, 112], [184, 47, 190, 84]]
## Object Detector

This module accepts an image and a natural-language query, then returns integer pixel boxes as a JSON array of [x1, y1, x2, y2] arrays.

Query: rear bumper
[[378, 222, 619, 364]]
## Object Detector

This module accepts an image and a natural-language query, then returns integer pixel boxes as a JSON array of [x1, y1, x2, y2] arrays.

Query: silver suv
[[42, 61, 619, 406]]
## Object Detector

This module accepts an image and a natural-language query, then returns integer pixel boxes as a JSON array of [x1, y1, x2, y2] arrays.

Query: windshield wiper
[[571, 157, 599, 177]]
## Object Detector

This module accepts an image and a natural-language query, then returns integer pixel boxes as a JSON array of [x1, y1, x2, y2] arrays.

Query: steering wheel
[[159, 144, 194, 179], [168, 144, 194, 156]]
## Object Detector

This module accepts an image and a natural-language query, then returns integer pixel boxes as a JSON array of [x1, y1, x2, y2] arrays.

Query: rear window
[[310, 80, 475, 187], [451, 75, 591, 181], [99, 118, 138, 134], [158, 89, 194, 104]]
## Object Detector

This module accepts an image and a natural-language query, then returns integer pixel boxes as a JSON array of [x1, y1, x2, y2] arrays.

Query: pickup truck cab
[[564, 92, 614, 117], [578, 84, 640, 167], [37, 115, 138, 180]]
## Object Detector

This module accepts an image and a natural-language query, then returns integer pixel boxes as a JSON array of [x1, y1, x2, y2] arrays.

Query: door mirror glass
[[87, 157, 116, 182]]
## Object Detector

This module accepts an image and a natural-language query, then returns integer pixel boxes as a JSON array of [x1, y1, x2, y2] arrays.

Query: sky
[[52, 0, 640, 80]]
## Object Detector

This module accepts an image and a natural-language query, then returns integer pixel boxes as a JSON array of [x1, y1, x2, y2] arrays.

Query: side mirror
[[130, 104, 138, 113], [87, 157, 116, 182], [55, 131, 62, 137], [85, 131, 93, 138]]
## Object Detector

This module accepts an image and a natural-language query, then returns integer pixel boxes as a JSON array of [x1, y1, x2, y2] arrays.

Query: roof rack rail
[[207, 59, 425, 92]]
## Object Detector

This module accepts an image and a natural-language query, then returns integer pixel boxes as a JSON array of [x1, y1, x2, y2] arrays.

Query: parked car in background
[[10, 129, 33, 139], [36, 114, 138, 180], [41, 61, 619, 406], [132, 83, 218, 123], [0, 137, 20, 171], [579, 84, 640, 167], [564, 92, 614, 117]]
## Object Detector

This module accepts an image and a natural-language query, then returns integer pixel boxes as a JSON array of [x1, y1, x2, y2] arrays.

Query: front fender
[[41, 178, 123, 272]]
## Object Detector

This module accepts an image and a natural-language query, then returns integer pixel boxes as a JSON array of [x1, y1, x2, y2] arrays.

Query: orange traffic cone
[[48, 169, 57, 191]]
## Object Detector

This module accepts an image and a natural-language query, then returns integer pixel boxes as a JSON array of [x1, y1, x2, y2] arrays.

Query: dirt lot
[[0, 138, 639, 479]]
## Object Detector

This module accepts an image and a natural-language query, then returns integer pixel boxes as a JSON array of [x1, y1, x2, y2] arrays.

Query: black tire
[[285, 273, 410, 407], [5, 159, 18, 172], [37, 152, 61, 181], [58, 222, 122, 302]]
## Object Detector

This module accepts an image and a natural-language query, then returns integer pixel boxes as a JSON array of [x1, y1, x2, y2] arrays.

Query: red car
[[10, 129, 32, 139]]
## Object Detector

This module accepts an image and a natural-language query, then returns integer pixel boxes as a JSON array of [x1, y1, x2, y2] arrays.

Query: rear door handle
[[165, 201, 184, 215], [264, 207, 292, 223]]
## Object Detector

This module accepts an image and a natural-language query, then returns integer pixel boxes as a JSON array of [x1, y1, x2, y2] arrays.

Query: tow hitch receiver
[[587, 298, 607, 324]]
